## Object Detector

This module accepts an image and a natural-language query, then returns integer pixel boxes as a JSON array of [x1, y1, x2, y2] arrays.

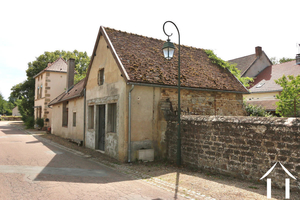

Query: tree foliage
[[205, 50, 253, 87], [0, 93, 14, 115], [270, 57, 295, 65], [275, 75, 300, 117], [10, 50, 90, 126]]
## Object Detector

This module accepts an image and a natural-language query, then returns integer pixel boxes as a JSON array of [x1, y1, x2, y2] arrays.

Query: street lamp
[[162, 21, 181, 166]]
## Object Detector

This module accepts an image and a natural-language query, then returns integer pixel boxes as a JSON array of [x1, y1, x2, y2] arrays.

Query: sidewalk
[[9, 121, 291, 200]]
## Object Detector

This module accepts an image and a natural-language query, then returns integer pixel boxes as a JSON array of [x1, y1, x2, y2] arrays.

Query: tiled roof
[[228, 54, 257, 76], [249, 60, 300, 93], [34, 57, 67, 78], [246, 100, 278, 111], [94, 27, 247, 93], [48, 78, 85, 106]]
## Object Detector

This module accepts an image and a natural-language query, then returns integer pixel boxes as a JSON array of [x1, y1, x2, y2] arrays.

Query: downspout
[[128, 85, 135, 162], [83, 88, 86, 147]]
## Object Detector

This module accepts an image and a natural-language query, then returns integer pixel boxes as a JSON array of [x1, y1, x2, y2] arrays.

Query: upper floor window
[[98, 69, 104, 86], [40, 85, 43, 98], [37, 87, 40, 99]]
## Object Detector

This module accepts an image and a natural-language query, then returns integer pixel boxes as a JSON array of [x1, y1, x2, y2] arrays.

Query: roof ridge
[[228, 53, 256, 62], [104, 27, 202, 51]]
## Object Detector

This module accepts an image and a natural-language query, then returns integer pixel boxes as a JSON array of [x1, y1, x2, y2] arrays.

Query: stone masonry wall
[[166, 115, 300, 189], [160, 88, 245, 116]]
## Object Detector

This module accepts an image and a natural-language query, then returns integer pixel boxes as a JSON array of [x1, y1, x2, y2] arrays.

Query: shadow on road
[[3, 122, 296, 200]]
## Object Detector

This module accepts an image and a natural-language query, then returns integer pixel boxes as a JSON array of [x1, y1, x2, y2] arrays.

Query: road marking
[[0, 165, 108, 177]]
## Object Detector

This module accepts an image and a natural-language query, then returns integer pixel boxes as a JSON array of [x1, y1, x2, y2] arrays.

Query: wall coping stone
[[180, 115, 300, 126]]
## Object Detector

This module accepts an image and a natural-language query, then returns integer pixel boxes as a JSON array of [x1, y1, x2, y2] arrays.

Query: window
[[40, 85, 43, 98], [62, 101, 68, 126], [108, 103, 117, 132], [73, 112, 76, 127], [88, 105, 94, 129], [37, 87, 40, 99], [98, 69, 104, 86]]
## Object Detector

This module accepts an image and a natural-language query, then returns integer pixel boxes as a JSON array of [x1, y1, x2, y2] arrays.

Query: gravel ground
[[8, 121, 298, 200]]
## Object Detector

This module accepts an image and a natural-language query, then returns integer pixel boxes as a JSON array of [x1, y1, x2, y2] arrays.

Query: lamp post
[[162, 21, 181, 166]]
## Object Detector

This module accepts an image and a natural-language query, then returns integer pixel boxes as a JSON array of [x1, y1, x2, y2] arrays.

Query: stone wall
[[166, 115, 300, 189], [160, 88, 245, 116]]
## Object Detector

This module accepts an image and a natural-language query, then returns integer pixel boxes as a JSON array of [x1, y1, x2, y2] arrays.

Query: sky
[[1, 0, 300, 100]]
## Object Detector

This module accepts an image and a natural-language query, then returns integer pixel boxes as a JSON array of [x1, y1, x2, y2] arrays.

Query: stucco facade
[[51, 97, 84, 141], [85, 34, 127, 160]]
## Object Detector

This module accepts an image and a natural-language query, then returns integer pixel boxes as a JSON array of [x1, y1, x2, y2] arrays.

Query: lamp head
[[162, 38, 175, 60]]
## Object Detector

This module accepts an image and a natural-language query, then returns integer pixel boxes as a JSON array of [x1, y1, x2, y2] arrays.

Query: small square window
[[98, 69, 104, 86]]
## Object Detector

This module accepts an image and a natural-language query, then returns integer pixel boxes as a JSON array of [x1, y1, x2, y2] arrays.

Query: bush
[[35, 118, 44, 129], [244, 102, 273, 117], [25, 116, 35, 129]]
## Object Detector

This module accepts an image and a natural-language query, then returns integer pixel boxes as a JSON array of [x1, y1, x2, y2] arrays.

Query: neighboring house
[[48, 59, 85, 143], [245, 58, 300, 114], [12, 106, 20, 116], [33, 57, 68, 128], [80, 26, 248, 162], [228, 46, 272, 78]]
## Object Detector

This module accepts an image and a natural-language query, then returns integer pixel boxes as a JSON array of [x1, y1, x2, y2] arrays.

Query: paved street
[[0, 121, 186, 200]]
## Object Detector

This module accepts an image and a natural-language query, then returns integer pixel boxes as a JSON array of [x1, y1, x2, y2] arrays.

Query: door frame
[[96, 104, 106, 151]]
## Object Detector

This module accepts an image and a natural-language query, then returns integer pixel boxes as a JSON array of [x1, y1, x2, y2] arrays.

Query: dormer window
[[98, 69, 104, 86], [256, 82, 265, 88]]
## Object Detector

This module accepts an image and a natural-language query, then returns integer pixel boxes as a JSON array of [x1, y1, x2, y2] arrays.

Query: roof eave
[[127, 81, 249, 94]]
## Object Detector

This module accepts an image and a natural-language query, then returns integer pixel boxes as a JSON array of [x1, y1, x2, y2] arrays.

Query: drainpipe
[[83, 88, 86, 147], [128, 85, 134, 163]]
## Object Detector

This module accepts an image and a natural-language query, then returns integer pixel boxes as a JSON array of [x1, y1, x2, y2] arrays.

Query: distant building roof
[[84, 26, 248, 94], [228, 47, 272, 77], [249, 60, 299, 93], [33, 57, 68, 78], [228, 54, 257, 76], [48, 78, 85, 106]]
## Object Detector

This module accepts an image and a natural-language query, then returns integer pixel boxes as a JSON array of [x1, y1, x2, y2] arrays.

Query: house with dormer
[[34, 57, 68, 128], [245, 58, 300, 114]]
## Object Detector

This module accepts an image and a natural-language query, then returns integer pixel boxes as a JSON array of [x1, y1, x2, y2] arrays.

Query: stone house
[[228, 46, 272, 78], [34, 57, 68, 128], [48, 59, 85, 143], [81, 26, 248, 162]]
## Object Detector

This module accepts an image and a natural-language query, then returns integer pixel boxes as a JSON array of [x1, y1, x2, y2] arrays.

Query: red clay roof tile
[[104, 27, 247, 93]]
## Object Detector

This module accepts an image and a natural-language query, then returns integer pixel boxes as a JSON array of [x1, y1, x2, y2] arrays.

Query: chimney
[[296, 54, 300, 65], [66, 58, 75, 90], [255, 46, 262, 57]]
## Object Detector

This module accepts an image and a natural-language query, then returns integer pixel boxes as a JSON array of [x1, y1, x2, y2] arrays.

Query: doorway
[[96, 105, 105, 151]]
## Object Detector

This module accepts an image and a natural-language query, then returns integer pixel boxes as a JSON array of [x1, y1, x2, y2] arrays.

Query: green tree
[[270, 57, 295, 65], [0, 93, 14, 115], [275, 75, 300, 117], [205, 50, 253, 87], [10, 50, 90, 127]]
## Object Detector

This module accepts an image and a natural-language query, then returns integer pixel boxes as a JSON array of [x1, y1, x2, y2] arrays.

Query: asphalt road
[[0, 121, 186, 200]]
